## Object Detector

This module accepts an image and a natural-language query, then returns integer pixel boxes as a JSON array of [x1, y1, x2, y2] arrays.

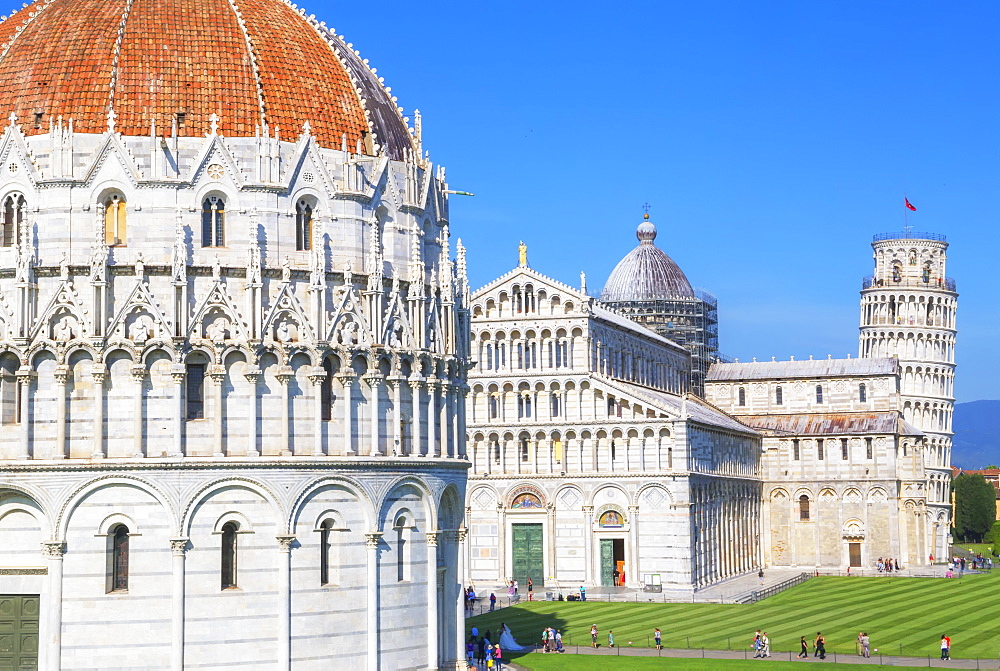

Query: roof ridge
[[107, 0, 135, 119], [225, 0, 267, 129], [471, 265, 588, 300]]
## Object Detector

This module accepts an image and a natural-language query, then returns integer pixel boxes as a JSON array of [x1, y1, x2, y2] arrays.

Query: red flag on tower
[[905, 198, 917, 211]]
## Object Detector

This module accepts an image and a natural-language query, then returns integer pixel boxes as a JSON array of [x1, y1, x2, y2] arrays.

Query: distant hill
[[952, 400, 1000, 469]]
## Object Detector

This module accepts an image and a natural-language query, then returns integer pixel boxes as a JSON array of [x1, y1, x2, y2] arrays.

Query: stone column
[[628, 505, 640, 588], [169, 366, 185, 458], [276, 366, 294, 456], [441, 381, 452, 458], [53, 366, 69, 459], [455, 529, 468, 664], [207, 365, 225, 457], [425, 531, 439, 670], [277, 534, 295, 671], [41, 541, 65, 671], [15, 368, 33, 459], [409, 379, 423, 456], [456, 383, 467, 459], [365, 532, 383, 671], [308, 367, 327, 456], [243, 366, 261, 457], [169, 538, 189, 671], [427, 378, 439, 457], [389, 376, 403, 456], [90, 367, 106, 459], [582, 505, 594, 586], [497, 505, 507, 582], [132, 365, 148, 457], [546, 504, 557, 586], [366, 374, 383, 456], [340, 372, 356, 456]]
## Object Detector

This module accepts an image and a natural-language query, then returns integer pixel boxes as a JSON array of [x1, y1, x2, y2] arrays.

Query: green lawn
[[953, 542, 997, 557], [468, 573, 1000, 660], [513, 656, 931, 671]]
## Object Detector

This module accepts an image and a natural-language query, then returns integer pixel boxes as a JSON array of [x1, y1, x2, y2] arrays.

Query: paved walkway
[[492, 646, 996, 669]]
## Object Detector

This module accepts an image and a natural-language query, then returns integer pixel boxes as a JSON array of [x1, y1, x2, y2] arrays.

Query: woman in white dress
[[498, 623, 532, 651]]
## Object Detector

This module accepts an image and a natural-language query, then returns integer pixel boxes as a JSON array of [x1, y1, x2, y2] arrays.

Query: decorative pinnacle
[[642, 202, 651, 219]]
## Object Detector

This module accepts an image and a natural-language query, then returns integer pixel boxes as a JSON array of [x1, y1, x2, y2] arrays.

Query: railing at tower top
[[862, 275, 957, 291], [873, 231, 947, 242]]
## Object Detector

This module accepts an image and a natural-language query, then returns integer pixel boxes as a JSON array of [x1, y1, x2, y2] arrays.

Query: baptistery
[[0, 1, 469, 669]]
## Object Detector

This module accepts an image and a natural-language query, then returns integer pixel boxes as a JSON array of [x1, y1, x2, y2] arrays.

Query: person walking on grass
[[752, 629, 762, 658], [760, 632, 770, 657], [608, 630, 615, 648], [798, 636, 809, 659], [654, 627, 662, 650], [861, 632, 870, 658], [941, 634, 951, 660], [814, 632, 826, 659], [591, 624, 599, 648]]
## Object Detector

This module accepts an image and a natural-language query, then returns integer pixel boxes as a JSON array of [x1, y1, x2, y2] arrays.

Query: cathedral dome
[[0, 0, 413, 157], [601, 215, 695, 301]]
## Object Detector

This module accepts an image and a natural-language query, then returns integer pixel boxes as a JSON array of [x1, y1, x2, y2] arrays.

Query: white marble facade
[[0, 53, 469, 671], [465, 261, 761, 592]]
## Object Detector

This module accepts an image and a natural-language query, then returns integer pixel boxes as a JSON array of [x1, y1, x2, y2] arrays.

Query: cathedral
[[467, 215, 956, 592], [0, 1, 469, 669]]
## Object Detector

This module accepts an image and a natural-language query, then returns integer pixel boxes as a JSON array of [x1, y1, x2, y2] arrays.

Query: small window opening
[[107, 524, 129, 593], [817, 438, 824, 460], [775, 385, 783, 406], [186, 363, 206, 420], [737, 387, 746, 407], [859, 383, 867, 403], [296, 201, 313, 251], [319, 519, 334, 585], [792, 439, 800, 461], [176, 112, 187, 128], [799, 495, 810, 521], [33, 112, 43, 129], [865, 437, 873, 460], [841, 438, 849, 460], [221, 521, 238, 589], [202, 196, 225, 247], [815, 385, 824, 404]]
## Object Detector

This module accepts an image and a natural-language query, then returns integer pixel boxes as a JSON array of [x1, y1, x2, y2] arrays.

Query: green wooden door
[[511, 523, 543, 587], [600, 539, 614, 586], [0, 595, 39, 670]]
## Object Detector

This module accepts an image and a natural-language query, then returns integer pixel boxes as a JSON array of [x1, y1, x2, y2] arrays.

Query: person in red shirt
[[940, 634, 951, 660]]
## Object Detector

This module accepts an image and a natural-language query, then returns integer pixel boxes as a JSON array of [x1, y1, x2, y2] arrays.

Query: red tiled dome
[[0, 0, 413, 155]]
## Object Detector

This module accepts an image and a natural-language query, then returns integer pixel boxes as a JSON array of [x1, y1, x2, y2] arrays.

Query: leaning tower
[[859, 230, 957, 561]]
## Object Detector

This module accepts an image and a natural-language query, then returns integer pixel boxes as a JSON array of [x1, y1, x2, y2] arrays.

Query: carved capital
[[307, 366, 327, 386], [208, 364, 226, 384], [130, 365, 148, 383], [53, 365, 70, 386], [40, 541, 65, 558], [408, 378, 424, 391], [338, 371, 357, 385], [243, 365, 262, 384], [628, 505, 639, 514], [15, 368, 35, 385], [582, 505, 594, 515], [364, 532, 383, 549], [364, 373, 384, 388], [91, 366, 108, 385], [169, 538, 190, 555], [425, 531, 439, 547], [275, 366, 294, 384], [276, 534, 296, 552]]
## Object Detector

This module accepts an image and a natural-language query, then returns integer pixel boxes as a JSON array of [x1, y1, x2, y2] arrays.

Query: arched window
[[221, 521, 238, 589], [737, 387, 746, 406], [815, 385, 824, 404], [319, 519, 334, 585], [859, 383, 867, 403], [107, 524, 129, 593], [550, 393, 560, 417], [775, 386, 783, 405], [492, 440, 501, 463], [202, 196, 225, 247], [394, 516, 411, 582], [104, 194, 127, 246], [2, 194, 24, 247], [799, 495, 810, 521], [321, 359, 334, 421], [841, 438, 849, 460], [296, 201, 313, 251], [519, 437, 529, 462], [792, 439, 800, 460]]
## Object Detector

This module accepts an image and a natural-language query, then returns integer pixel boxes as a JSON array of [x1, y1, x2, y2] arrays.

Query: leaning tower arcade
[[859, 231, 956, 561]]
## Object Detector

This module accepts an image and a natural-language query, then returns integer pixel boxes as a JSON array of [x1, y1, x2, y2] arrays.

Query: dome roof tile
[[0, 0, 414, 156]]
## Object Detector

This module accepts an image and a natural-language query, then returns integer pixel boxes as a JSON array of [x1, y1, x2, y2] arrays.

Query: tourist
[[580, 585, 587, 601], [815, 632, 826, 660], [654, 627, 662, 650], [513, 580, 519, 594], [798, 636, 808, 659], [861, 632, 870, 658], [466, 638, 475, 664], [760, 632, 770, 657], [489, 593, 496, 611], [608, 630, 615, 648], [591, 624, 599, 648], [508, 581, 515, 598], [857, 631, 864, 656], [940, 634, 950, 660], [476, 636, 487, 666], [613, 569, 620, 586], [540, 627, 548, 652], [758, 569, 764, 585], [555, 629, 563, 652], [492, 643, 503, 669], [752, 629, 762, 658], [527, 577, 533, 595]]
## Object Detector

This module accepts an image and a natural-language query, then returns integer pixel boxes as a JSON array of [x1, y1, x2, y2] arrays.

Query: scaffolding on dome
[[602, 288, 719, 397]]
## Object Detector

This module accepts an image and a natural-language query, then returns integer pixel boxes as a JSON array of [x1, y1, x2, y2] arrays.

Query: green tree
[[953, 474, 997, 542]]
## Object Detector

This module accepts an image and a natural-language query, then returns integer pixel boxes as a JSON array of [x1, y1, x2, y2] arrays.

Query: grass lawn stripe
[[469, 573, 1000, 659]]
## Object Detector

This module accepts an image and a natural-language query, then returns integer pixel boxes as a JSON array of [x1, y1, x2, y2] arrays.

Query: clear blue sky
[[343, 3, 993, 401]]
